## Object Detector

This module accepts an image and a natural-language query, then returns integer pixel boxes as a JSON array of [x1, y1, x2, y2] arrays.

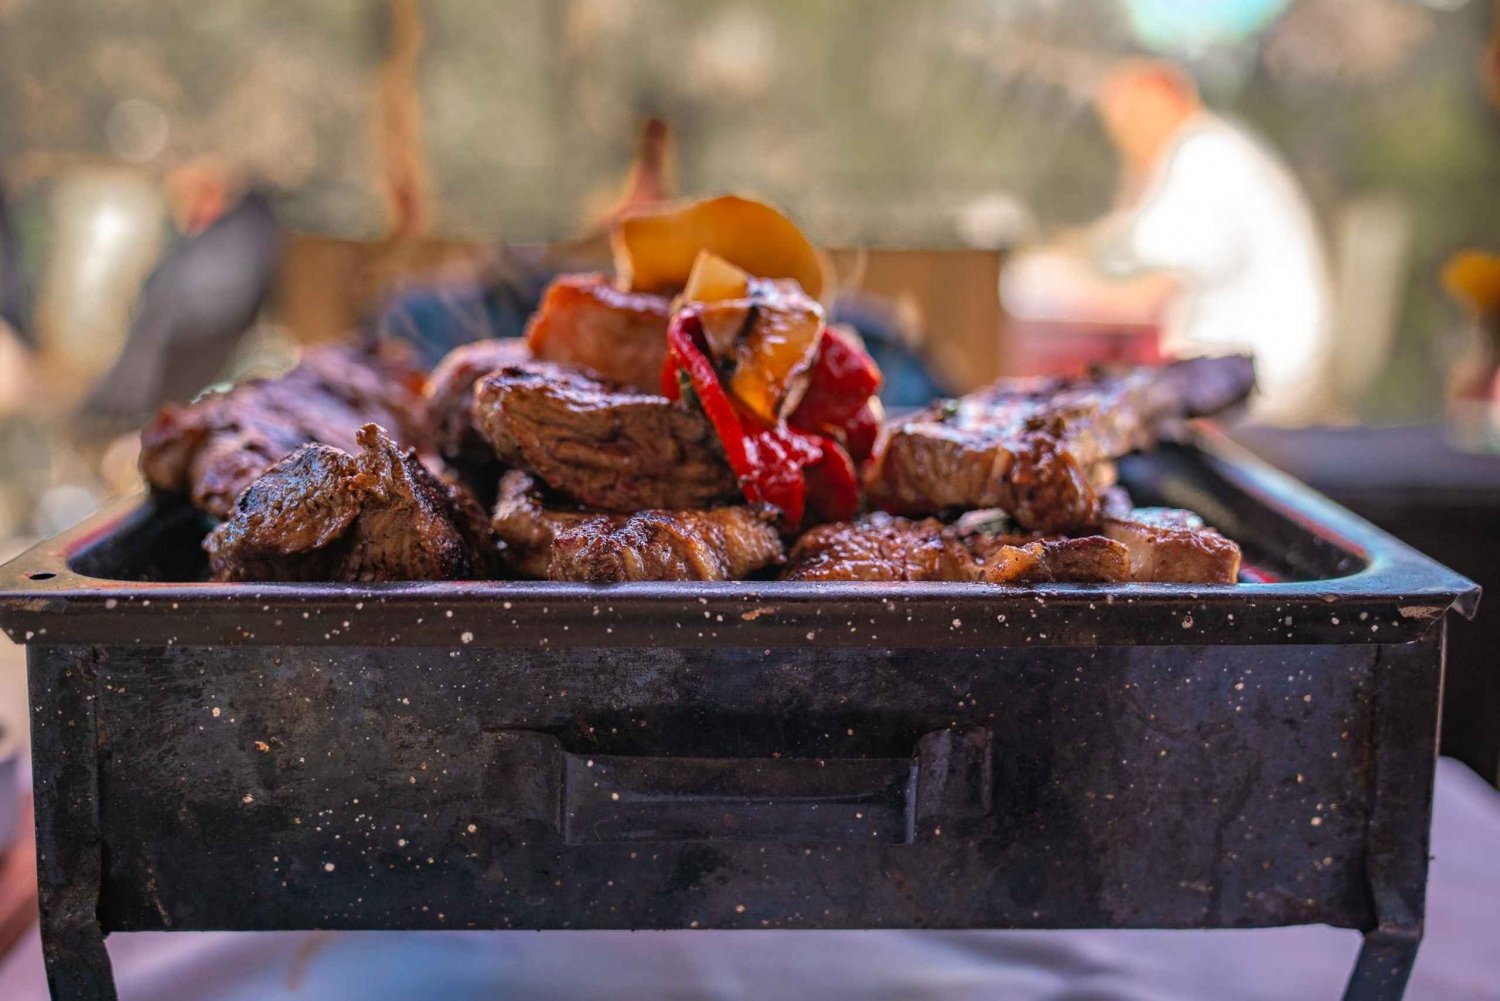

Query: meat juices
[[206, 424, 497, 583]]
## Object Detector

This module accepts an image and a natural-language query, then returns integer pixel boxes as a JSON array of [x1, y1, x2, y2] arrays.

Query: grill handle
[[484, 727, 992, 845]]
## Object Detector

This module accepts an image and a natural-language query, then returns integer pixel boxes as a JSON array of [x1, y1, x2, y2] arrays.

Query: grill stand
[[30, 647, 117, 1001], [24, 632, 1447, 1001]]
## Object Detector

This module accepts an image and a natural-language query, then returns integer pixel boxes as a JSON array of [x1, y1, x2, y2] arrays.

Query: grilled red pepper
[[788, 325, 883, 462], [664, 309, 876, 528]]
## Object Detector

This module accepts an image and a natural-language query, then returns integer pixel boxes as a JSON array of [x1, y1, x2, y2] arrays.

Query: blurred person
[[1089, 59, 1333, 422], [1004, 60, 1333, 423], [79, 161, 281, 427]]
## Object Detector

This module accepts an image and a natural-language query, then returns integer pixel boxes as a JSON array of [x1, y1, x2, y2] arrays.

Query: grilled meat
[[141, 345, 430, 519], [525, 273, 671, 392], [784, 513, 1130, 584], [492, 471, 782, 582], [491, 470, 591, 578], [784, 508, 1237, 585], [784, 514, 975, 582], [473, 361, 739, 511], [425, 337, 531, 467], [864, 356, 1254, 533], [969, 533, 1132, 584], [206, 424, 497, 582], [553, 509, 782, 583], [1102, 507, 1241, 585]]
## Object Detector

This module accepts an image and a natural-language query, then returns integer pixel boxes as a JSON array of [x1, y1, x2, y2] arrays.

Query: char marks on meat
[[206, 424, 497, 582], [864, 355, 1254, 533], [141, 345, 430, 519], [525, 273, 671, 391], [473, 361, 739, 512], [425, 337, 531, 468], [492, 471, 781, 583]]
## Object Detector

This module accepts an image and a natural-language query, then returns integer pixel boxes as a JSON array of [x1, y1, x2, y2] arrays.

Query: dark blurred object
[[1232, 424, 1500, 785], [375, 248, 551, 369], [81, 189, 280, 426], [827, 293, 946, 407], [0, 177, 31, 344]]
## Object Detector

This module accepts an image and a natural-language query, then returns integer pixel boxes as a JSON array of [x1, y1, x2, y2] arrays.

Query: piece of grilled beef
[[492, 471, 782, 583], [473, 361, 739, 511], [1101, 507, 1241, 584], [525, 273, 671, 391], [783, 514, 975, 582], [425, 337, 531, 468], [141, 344, 430, 519], [206, 424, 497, 582], [784, 514, 1131, 584], [491, 470, 590, 578], [784, 507, 1236, 585], [864, 356, 1254, 533]]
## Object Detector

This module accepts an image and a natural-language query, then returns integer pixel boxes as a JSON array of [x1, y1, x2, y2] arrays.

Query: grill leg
[[29, 646, 118, 1001], [1342, 927, 1420, 1001]]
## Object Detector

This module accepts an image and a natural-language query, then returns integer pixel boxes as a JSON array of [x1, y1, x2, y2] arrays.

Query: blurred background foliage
[[0, 0, 1497, 420]]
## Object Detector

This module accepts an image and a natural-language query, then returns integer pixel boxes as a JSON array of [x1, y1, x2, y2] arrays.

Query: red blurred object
[[1007, 319, 1161, 377]]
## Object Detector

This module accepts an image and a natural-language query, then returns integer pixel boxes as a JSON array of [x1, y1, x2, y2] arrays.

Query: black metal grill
[[0, 429, 1478, 1001]]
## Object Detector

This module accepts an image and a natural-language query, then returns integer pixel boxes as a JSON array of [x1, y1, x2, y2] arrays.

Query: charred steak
[[525, 272, 671, 392], [492, 471, 782, 583], [473, 362, 739, 511], [141, 345, 430, 519], [206, 424, 497, 582], [864, 356, 1254, 533]]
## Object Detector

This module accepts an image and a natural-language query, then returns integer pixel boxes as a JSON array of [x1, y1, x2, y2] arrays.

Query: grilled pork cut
[[1102, 507, 1241, 584], [206, 424, 497, 582], [425, 337, 531, 467], [493, 471, 782, 582], [864, 356, 1255, 533], [141, 345, 430, 519], [472, 361, 739, 512], [525, 273, 672, 392]]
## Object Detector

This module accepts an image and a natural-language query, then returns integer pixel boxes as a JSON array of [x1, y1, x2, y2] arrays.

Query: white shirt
[[1102, 116, 1332, 422]]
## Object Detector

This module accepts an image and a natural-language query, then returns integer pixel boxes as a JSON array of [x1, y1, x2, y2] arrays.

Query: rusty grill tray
[[0, 427, 1479, 1001]]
